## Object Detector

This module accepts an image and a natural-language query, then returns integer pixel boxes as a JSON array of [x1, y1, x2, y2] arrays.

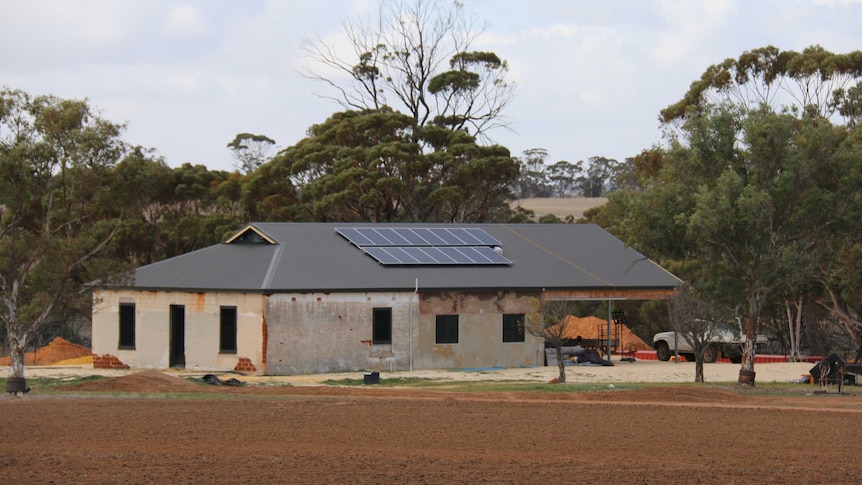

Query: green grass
[[321, 376, 842, 396], [1, 374, 108, 391], [323, 377, 669, 393], [3, 374, 841, 398]]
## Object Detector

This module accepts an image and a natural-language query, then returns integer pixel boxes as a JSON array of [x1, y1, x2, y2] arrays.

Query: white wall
[[92, 290, 265, 373]]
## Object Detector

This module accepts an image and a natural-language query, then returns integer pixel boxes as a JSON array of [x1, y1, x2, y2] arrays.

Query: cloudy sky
[[2, 0, 861, 172]]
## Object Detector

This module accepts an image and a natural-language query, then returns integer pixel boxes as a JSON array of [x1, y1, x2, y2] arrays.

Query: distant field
[[511, 197, 608, 220]]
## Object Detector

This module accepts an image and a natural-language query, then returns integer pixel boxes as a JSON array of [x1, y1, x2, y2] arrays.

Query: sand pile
[[0, 337, 93, 366], [59, 371, 202, 393], [560, 316, 651, 352]]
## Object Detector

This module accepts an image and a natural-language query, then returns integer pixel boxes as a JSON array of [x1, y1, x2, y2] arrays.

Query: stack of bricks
[[233, 357, 257, 373], [92, 354, 130, 369]]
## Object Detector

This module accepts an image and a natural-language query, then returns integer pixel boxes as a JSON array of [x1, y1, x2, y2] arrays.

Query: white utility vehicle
[[652, 331, 768, 363]]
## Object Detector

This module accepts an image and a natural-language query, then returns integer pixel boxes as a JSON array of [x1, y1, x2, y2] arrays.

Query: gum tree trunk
[[7, 332, 28, 379], [695, 353, 704, 382], [555, 345, 566, 383], [738, 307, 759, 386]]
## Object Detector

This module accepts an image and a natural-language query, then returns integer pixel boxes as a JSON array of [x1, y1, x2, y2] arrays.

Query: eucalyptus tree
[[661, 45, 862, 125], [0, 88, 129, 385], [576, 156, 618, 197], [799, 119, 862, 360], [546, 160, 582, 198], [301, 0, 515, 140], [600, 102, 862, 385], [516, 148, 549, 198], [244, 108, 519, 223], [227, 133, 277, 175]]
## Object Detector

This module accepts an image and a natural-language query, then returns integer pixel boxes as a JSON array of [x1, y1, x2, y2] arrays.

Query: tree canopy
[[588, 45, 862, 383], [661, 45, 862, 124], [300, 0, 515, 139], [1, 88, 129, 379], [244, 108, 520, 223]]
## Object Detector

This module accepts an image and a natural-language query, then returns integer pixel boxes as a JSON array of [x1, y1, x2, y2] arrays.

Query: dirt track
[[2, 372, 862, 483]]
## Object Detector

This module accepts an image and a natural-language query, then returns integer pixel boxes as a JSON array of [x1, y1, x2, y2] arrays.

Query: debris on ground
[[198, 374, 245, 386]]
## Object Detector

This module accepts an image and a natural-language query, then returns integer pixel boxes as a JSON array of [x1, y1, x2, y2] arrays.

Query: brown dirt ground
[[2, 372, 862, 483]]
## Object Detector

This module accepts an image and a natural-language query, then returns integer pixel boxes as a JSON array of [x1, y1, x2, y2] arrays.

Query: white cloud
[[809, 0, 862, 5], [652, 0, 737, 66], [162, 5, 207, 35], [3, 0, 862, 171]]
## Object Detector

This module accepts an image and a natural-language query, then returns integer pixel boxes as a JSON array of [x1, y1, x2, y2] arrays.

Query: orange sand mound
[[54, 355, 94, 366], [559, 316, 651, 352], [0, 337, 93, 366]]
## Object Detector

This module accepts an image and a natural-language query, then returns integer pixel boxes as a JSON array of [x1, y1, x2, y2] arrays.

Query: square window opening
[[503, 313, 525, 343], [435, 314, 459, 344]]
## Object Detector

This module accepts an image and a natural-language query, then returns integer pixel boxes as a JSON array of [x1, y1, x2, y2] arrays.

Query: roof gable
[[224, 225, 277, 245]]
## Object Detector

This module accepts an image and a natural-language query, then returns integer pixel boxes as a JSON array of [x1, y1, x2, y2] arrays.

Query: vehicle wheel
[[730, 355, 742, 364], [702, 346, 718, 363], [655, 342, 671, 361]]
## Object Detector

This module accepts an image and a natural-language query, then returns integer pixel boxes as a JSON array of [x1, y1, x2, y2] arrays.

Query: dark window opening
[[503, 313, 525, 342], [436, 315, 459, 344], [118, 303, 136, 349], [372, 308, 392, 345], [220, 306, 238, 354], [169, 304, 186, 368]]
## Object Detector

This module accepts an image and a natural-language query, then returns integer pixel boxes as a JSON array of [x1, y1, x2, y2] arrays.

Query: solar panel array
[[336, 227, 511, 266], [336, 227, 501, 247]]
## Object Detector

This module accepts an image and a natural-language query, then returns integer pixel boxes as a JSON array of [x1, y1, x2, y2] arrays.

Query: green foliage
[[661, 45, 862, 124], [0, 88, 131, 377], [595, 70, 862, 364], [244, 109, 519, 223]]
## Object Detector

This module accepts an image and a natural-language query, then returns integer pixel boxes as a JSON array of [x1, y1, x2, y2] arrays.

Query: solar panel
[[410, 228, 447, 245], [361, 245, 511, 265], [337, 227, 510, 265], [335, 227, 375, 246], [362, 247, 400, 264], [374, 228, 412, 246], [336, 227, 502, 247], [464, 228, 502, 246]]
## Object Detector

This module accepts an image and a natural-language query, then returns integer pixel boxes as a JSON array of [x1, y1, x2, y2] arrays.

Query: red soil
[[2, 373, 861, 483]]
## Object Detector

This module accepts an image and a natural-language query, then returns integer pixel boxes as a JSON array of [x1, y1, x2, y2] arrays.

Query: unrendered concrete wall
[[92, 290, 265, 373], [264, 292, 414, 375], [414, 291, 544, 370], [92, 289, 544, 376]]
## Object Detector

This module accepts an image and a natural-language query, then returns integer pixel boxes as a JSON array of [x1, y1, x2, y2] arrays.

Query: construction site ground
[[3, 362, 862, 483]]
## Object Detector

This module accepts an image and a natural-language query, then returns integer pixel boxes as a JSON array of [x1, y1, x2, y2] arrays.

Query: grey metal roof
[[125, 222, 681, 293]]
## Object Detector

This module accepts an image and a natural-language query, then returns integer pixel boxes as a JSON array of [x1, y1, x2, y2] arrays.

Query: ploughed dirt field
[[3, 371, 862, 483]]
